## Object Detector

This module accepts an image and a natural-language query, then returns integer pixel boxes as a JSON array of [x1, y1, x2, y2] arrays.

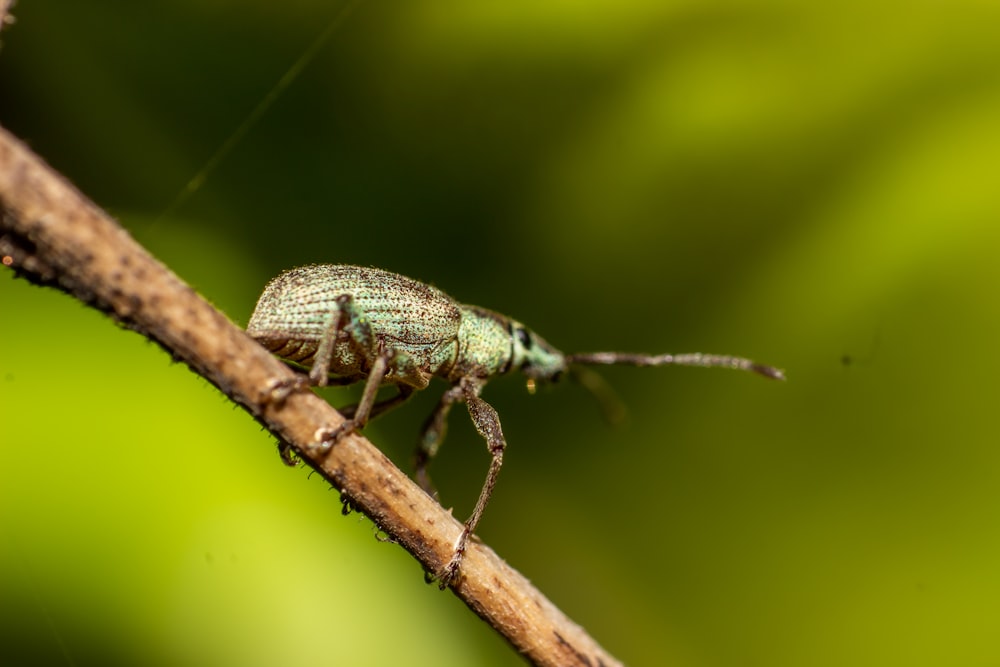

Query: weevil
[[246, 264, 783, 586]]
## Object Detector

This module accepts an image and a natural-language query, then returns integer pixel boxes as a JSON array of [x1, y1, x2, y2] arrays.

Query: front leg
[[415, 383, 465, 496]]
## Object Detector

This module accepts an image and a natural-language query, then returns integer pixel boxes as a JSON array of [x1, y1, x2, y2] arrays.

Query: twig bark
[[0, 125, 622, 666]]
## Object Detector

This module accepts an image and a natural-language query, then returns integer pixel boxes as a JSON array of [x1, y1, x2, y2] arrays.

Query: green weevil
[[246, 264, 783, 586]]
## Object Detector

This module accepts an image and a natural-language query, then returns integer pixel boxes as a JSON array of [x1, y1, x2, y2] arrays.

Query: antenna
[[567, 365, 628, 424], [566, 351, 785, 381]]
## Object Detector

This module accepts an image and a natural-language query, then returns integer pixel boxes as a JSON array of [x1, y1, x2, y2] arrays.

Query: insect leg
[[340, 345, 425, 419], [415, 383, 465, 495], [437, 378, 506, 588], [340, 384, 415, 420], [318, 342, 391, 446], [310, 293, 380, 386], [267, 294, 374, 402]]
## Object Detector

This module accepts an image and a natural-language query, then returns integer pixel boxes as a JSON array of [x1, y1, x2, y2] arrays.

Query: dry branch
[[0, 125, 622, 666]]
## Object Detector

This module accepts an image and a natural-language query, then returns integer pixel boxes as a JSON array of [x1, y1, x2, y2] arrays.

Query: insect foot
[[276, 440, 300, 467], [314, 418, 361, 453], [261, 375, 312, 406], [434, 532, 473, 589]]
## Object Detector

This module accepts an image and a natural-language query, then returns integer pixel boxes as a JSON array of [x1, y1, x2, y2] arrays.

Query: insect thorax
[[450, 306, 514, 380]]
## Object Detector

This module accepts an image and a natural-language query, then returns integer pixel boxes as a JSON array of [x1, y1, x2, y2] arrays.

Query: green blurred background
[[3, 1, 1000, 665]]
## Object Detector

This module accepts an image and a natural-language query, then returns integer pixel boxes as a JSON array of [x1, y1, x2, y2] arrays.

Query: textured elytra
[[246, 264, 492, 385], [248, 264, 461, 345]]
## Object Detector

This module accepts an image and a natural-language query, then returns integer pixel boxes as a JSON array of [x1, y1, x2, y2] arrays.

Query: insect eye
[[516, 327, 532, 350]]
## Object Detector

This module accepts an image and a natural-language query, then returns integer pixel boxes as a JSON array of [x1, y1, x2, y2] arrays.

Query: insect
[[246, 264, 783, 586]]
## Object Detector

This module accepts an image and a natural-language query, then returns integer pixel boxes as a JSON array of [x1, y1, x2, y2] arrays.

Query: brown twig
[[0, 125, 622, 666]]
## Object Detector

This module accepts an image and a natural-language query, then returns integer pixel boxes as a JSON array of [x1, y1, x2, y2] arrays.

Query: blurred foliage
[[3, 1, 1000, 665]]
